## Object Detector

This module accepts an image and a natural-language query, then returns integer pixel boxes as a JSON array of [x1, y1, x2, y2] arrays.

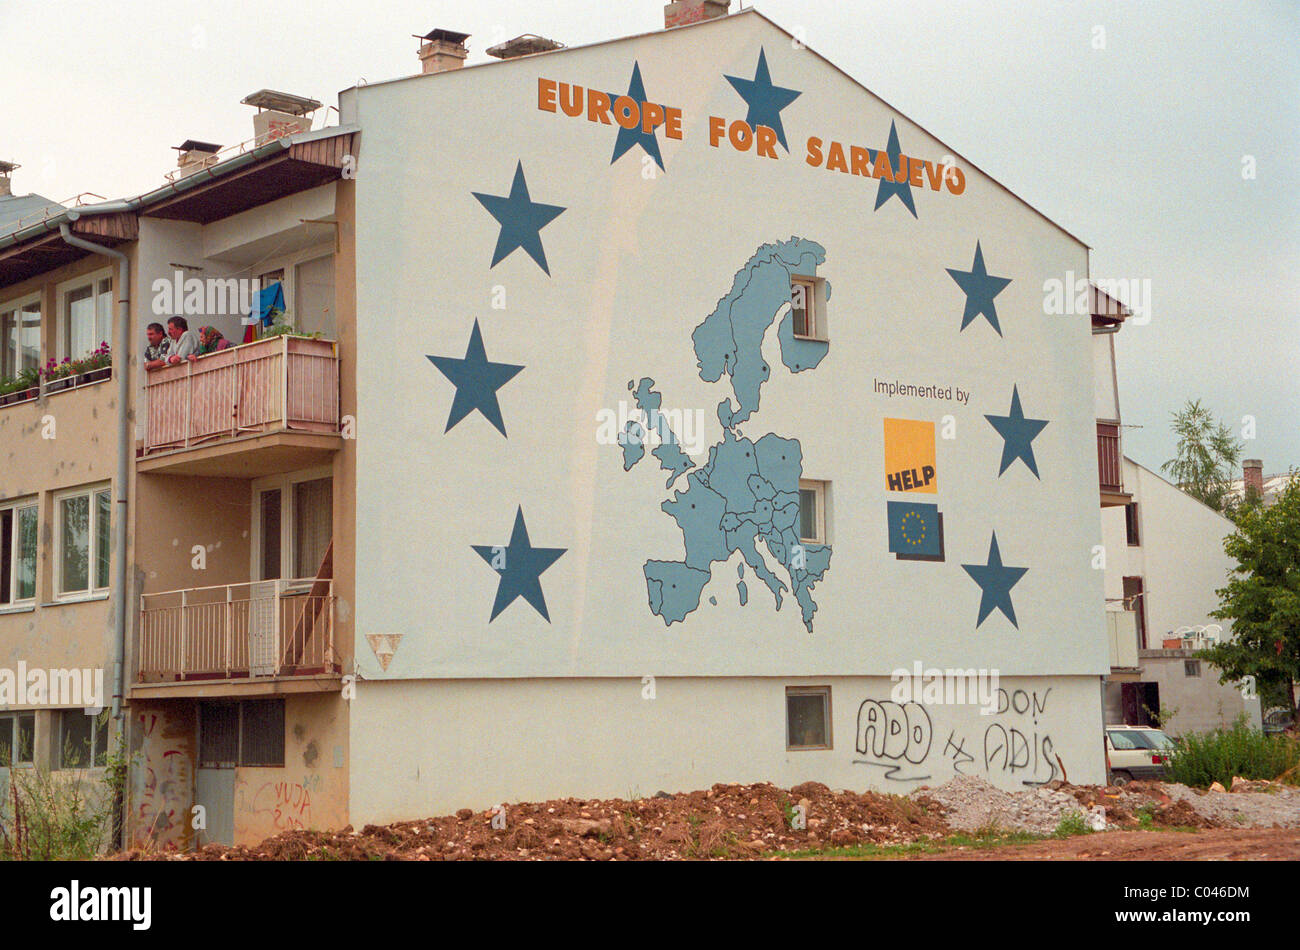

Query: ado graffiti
[[853, 688, 1060, 786]]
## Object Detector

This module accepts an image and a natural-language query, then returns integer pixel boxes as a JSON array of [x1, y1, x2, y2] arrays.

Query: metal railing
[[138, 580, 335, 681], [143, 335, 339, 454]]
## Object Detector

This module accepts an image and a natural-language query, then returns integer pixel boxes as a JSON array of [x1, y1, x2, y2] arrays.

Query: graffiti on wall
[[235, 775, 317, 832], [854, 687, 1060, 786], [133, 711, 193, 849]]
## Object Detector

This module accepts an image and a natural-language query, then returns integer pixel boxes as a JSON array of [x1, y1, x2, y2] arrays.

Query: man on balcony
[[143, 323, 172, 370], [165, 316, 199, 365]]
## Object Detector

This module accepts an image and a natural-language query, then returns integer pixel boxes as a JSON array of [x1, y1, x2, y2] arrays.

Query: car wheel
[[1111, 770, 1133, 787]]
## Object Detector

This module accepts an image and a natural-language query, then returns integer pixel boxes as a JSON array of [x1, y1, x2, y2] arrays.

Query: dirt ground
[[111, 776, 1300, 861]]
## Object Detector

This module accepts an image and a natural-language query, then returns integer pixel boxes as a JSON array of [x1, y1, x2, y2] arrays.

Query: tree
[[1161, 399, 1243, 513], [1202, 474, 1300, 718]]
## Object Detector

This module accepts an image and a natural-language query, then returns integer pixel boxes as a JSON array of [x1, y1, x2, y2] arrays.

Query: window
[[293, 477, 332, 578], [797, 479, 828, 544], [259, 489, 282, 581], [294, 255, 336, 338], [1122, 576, 1147, 648], [56, 709, 110, 769], [790, 277, 818, 338], [1106, 729, 1141, 751], [0, 296, 40, 378], [1185, 660, 1202, 678], [0, 713, 35, 766], [1124, 502, 1140, 546], [786, 687, 831, 750], [0, 499, 38, 605], [253, 471, 333, 581], [61, 275, 112, 361], [199, 699, 284, 768], [55, 485, 112, 597]]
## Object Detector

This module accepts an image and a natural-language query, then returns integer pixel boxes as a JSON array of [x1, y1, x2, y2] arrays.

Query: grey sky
[[5, 0, 1296, 474]]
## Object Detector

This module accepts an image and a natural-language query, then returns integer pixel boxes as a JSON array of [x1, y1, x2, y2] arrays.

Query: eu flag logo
[[887, 501, 944, 561]]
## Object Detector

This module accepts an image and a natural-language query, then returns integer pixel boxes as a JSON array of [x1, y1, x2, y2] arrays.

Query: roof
[[241, 89, 322, 115], [347, 8, 1090, 249], [0, 192, 65, 235]]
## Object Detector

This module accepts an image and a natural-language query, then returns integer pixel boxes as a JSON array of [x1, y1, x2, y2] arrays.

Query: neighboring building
[[1100, 456, 1262, 735], [1228, 459, 1296, 509], [4, 4, 1133, 848]]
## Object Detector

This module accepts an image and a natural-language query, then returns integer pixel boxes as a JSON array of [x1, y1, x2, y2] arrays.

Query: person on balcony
[[165, 316, 199, 364], [143, 323, 172, 370], [194, 325, 232, 357]]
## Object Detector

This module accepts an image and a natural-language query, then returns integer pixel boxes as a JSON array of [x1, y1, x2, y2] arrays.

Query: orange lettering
[[924, 160, 943, 191], [805, 136, 824, 167], [728, 120, 753, 152], [908, 156, 923, 187], [826, 141, 848, 173], [641, 101, 665, 133], [872, 149, 895, 182], [709, 115, 726, 148], [756, 125, 778, 159], [664, 107, 683, 140], [587, 90, 612, 124], [946, 166, 966, 195], [613, 95, 640, 130], [538, 77, 558, 113], [850, 146, 871, 177], [559, 82, 583, 117]]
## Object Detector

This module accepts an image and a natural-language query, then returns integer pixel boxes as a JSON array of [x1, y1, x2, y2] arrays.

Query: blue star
[[610, 61, 664, 170], [961, 532, 1028, 629], [426, 319, 524, 437], [724, 47, 802, 152], [472, 162, 566, 274], [985, 385, 1049, 478], [473, 507, 567, 622], [874, 120, 916, 217], [946, 241, 1013, 335]]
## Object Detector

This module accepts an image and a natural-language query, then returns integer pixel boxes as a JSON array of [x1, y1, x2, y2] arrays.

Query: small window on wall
[[1124, 503, 1140, 546], [0, 712, 35, 766], [56, 709, 111, 769], [200, 699, 285, 768], [55, 485, 111, 597], [1, 297, 41, 377], [790, 278, 818, 339], [786, 687, 832, 750], [1185, 660, 1202, 678], [798, 480, 828, 544], [1, 499, 38, 605]]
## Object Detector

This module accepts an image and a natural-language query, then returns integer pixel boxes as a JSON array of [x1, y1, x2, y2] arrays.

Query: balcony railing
[[138, 580, 336, 681], [143, 335, 339, 454], [1097, 421, 1122, 494]]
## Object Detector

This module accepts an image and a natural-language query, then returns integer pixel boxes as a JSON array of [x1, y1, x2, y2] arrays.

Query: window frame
[[55, 708, 111, 770], [1124, 502, 1141, 547], [199, 699, 285, 768], [52, 483, 112, 600], [1184, 660, 1202, 678], [0, 292, 42, 379], [250, 467, 333, 582], [785, 686, 833, 751], [56, 268, 113, 362], [0, 712, 36, 767], [0, 496, 39, 607], [797, 479, 829, 545]]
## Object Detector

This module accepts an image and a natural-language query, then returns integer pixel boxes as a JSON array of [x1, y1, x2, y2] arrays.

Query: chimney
[[416, 29, 470, 74], [665, 0, 730, 28], [486, 34, 565, 59], [172, 140, 221, 178], [1244, 459, 1264, 498], [0, 160, 16, 198], [241, 89, 322, 143]]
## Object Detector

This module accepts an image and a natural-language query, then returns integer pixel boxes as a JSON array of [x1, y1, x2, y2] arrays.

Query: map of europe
[[619, 237, 833, 632]]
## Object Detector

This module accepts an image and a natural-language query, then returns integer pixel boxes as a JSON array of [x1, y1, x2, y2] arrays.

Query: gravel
[[1162, 783, 1300, 828], [912, 776, 1087, 835]]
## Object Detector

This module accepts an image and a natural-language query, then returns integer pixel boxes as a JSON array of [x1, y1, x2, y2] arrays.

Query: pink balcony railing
[[143, 335, 339, 454], [138, 580, 336, 681]]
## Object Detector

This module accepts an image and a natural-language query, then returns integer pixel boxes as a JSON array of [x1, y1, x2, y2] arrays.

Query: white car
[[1105, 725, 1177, 785]]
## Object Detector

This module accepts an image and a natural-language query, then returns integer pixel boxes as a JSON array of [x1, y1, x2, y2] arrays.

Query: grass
[[1052, 811, 1092, 838], [779, 826, 1044, 860], [1164, 720, 1300, 789]]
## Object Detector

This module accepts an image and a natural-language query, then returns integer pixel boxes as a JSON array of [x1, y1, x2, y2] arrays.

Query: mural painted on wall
[[618, 237, 833, 632], [854, 688, 1061, 786]]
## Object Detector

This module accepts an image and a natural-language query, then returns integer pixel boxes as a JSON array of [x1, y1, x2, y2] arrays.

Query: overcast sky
[[5, 0, 1296, 475]]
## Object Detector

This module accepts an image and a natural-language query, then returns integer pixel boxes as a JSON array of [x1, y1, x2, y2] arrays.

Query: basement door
[[196, 701, 237, 846]]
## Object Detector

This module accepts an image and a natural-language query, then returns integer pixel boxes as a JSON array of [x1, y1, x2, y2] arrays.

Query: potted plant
[[80, 342, 112, 383], [41, 357, 76, 392]]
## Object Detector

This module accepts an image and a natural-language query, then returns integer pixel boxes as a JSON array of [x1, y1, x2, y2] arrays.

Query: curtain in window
[[293, 478, 333, 578], [65, 285, 96, 361]]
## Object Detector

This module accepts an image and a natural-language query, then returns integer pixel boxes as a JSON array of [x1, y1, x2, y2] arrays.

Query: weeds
[[1052, 811, 1092, 838], [1165, 719, 1300, 788]]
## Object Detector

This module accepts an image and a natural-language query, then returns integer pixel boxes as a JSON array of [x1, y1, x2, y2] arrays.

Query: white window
[[797, 479, 829, 544], [0, 712, 35, 766], [0, 498, 38, 605], [790, 276, 826, 340], [0, 295, 41, 379], [59, 272, 112, 361], [294, 254, 335, 338], [54, 484, 112, 598], [56, 709, 110, 769], [786, 686, 832, 750], [252, 469, 333, 581]]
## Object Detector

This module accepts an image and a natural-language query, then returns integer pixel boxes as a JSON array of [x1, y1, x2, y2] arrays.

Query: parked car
[[1105, 725, 1177, 785]]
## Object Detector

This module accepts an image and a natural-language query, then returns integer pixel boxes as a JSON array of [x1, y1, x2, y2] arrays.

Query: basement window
[[0, 712, 35, 766], [786, 686, 832, 750], [200, 699, 285, 768], [56, 708, 110, 769], [1184, 660, 1202, 678]]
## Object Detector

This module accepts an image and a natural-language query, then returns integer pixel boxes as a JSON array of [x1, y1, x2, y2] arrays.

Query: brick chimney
[[1244, 459, 1264, 498], [0, 160, 15, 197], [665, 0, 730, 28], [172, 140, 221, 178], [417, 29, 470, 74]]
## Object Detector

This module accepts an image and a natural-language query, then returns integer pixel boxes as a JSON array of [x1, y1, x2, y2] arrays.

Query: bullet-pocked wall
[[344, 10, 1108, 818]]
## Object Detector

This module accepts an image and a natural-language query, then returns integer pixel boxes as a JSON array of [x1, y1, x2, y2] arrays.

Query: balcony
[[139, 335, 341, 477], [137, 580, 338, 688], [1097, 421, 1129, 506], [1106, 607, 1140, 670]]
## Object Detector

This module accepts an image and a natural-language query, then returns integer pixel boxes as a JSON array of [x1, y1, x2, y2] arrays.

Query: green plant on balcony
[[262, 312, 322, 340], [0, 367, 41, 398]]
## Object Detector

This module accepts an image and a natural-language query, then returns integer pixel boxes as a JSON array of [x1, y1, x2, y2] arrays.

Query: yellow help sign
[[883, 418, 937, 493]]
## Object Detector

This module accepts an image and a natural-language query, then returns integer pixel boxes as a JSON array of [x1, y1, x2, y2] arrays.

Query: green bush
[[1164, 719, 1300, 788]]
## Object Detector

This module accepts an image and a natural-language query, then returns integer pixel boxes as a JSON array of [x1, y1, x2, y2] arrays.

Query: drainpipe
[[58, 223, 130, 845]]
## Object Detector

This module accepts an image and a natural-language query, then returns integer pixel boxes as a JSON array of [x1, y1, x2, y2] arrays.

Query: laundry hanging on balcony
[[242, 280, 287, 343]]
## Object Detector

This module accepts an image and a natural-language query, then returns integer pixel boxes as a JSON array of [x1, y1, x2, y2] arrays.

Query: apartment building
[[4, 3, 1134, 848]]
